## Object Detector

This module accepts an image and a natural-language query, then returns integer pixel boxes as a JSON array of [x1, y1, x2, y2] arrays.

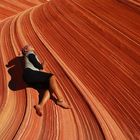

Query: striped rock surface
[[0, 0, 140, 140]]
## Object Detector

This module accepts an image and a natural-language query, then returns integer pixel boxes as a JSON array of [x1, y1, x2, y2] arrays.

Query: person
[[21, 45, 70, 116]]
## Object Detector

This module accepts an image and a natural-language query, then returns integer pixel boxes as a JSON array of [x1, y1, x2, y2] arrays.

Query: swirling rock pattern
[[0, 0, 140, 140]]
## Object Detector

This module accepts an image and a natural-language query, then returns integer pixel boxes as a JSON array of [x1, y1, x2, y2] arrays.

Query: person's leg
[[49, 75, 70, 109], [34, 90, 50, 116]]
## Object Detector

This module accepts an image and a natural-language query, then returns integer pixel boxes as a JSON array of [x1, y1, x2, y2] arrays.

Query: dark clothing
[[24, 51, 43, 71], [28, 54, 43, 70], [23, 68, 53, 89], [23, 51, 53, 90]]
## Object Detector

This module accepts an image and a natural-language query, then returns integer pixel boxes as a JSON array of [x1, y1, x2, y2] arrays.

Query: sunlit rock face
[[0, 0, 140, 140]]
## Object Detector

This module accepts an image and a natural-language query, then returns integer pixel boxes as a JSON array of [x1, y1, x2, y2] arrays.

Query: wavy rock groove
[[0, 0, 140, 140]]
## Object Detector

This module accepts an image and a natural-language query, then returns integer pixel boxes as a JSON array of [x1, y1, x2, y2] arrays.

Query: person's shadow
[[6, 56, 26, 90], [6, 56, 57, 104]]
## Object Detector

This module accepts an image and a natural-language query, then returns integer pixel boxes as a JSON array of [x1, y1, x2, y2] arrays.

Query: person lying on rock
[[21, 45, 70, 116]]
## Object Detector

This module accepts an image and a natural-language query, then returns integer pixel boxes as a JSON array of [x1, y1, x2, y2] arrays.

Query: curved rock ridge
[[0, 0, 140, 140], [118, 0, 140, 11], [0, 0, 46, 21], [125, 0, 140, 6]]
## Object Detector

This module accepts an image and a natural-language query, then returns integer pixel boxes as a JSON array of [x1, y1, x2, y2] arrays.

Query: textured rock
[[0, 0, 140, 140]]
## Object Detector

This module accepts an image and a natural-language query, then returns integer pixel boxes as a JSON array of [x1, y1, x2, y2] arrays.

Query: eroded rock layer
[[0, 0, 140, 140]]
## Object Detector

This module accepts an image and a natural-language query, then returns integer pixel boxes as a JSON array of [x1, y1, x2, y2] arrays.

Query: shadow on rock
[[6, 56, 27, 91]]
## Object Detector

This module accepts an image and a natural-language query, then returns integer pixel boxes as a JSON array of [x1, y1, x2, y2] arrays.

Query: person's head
[[21, 45, 34, 55]]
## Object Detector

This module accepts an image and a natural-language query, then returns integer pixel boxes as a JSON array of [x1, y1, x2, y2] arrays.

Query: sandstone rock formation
[[0, 0, 140, 140]]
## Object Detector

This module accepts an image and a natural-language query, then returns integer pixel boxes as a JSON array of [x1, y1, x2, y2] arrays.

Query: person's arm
[[28, 54, 43, 70]]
